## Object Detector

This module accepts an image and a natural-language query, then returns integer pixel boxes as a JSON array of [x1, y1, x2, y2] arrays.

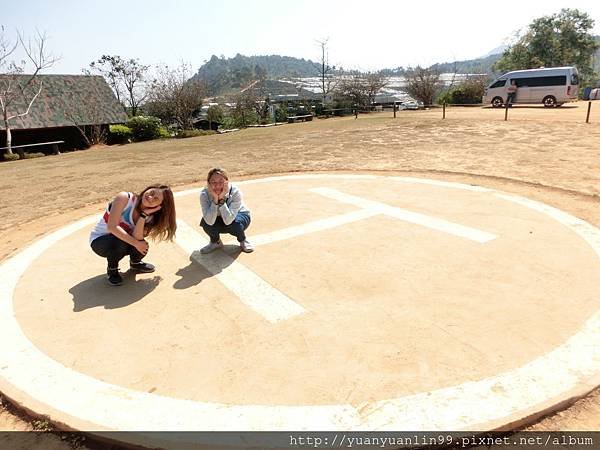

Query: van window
[[571, 73, 579, 85], [515, 76, 566, 87], [490, 79, 506, 88]]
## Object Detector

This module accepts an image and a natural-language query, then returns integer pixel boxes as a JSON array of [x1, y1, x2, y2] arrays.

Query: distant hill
[[195, 37, 600, 96], [483, 45, 508, 57], [192, 54, 321, 95], [430, 35, 600, 76], [429, 53, 503, 76]]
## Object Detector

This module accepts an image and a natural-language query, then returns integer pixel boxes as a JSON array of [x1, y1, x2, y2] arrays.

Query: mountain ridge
[[194, 37, 600, 95]]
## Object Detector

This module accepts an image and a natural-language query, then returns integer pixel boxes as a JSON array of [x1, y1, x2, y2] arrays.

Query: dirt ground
[[0, 102, 599, 445]]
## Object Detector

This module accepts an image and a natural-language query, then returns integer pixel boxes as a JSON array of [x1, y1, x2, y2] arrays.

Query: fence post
[[504, 100, 509, 121], [586, 101, 592, 123], [443, 103, 446, 119]]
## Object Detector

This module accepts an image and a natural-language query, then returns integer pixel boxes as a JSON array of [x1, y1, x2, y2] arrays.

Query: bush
[[108, 124, 133, 144], [220, 116, 237, 130], [207, 105, 224, 125], [175, 129, 216, 139], [274, 105, 288, 122], [158, 126, 171, 139], [126, 116, 163, 141], [4, 153, 20, 161], [24, 152, 45, 159], [227, 107, 258, 128], [437, 78, 486, 105]]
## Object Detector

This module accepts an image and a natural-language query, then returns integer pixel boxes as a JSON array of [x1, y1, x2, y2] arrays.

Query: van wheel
[[543, 96, 557, 107], [491, 97, 503, 108]]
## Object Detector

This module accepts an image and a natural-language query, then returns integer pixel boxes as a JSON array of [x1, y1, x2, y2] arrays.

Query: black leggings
[[90, 234, 144, 269]]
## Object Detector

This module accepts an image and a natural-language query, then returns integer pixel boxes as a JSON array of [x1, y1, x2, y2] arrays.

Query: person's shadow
[[174, 245, 241, 290], [69, 271, 161, 312]]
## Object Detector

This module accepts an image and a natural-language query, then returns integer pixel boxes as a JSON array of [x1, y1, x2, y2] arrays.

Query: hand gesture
[[135, 239, 149, 255], [142, 204, 162, 216], [220, 180, 229, 200]]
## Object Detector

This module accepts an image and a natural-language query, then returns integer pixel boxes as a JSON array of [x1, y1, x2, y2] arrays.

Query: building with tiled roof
[[0, 74, 127, 152]]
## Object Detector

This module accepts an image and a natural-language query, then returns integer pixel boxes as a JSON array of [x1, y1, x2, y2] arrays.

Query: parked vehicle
[[482, 66, 579, 107], [403, 101, 418, 110]]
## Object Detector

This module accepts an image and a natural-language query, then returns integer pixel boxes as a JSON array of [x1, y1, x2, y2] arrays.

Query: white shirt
[[199, 183, 250, 226]]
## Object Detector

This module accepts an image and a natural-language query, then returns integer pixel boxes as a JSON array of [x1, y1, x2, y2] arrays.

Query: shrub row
[[108, 116, 170, 144], [437, 79, 486, 105]]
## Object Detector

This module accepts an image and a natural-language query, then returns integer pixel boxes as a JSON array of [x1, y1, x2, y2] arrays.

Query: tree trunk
[[5, 124, 14, 156], [130, 93, 137, 117]]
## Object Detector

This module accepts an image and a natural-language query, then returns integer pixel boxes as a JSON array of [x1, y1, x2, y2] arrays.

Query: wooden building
[[0, 74, 127, 155]]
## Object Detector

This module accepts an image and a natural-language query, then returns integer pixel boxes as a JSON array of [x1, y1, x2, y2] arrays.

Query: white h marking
[[310, 187, 497, 243], [175, 220, 306, 323], [174, 187, 495, 323]]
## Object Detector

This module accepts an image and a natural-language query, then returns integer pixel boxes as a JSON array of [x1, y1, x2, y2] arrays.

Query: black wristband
[[140, 212, 148, 219]]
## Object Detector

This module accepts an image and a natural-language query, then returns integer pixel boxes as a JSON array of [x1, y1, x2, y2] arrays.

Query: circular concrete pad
[[1, 174, 599, 438]]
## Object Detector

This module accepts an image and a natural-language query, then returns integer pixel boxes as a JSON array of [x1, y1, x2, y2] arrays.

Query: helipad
[[0, 174, 599, 446]]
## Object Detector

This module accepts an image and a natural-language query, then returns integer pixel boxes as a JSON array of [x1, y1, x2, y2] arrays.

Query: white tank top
[[89, 193, 136, 244]]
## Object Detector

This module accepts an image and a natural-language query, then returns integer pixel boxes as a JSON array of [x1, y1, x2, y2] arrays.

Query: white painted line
[[238, 174, 378, 185], [0, 220, 598, 431], [0, 175, 598, 436], [311, 187, 497, 243], [382, 208, 497, 243], [388, 177, 491, 192], [175, 220, 306, 323], [495, 193, 600, 259], [225, 208, 380, 248], [365, 312, 600, 430]]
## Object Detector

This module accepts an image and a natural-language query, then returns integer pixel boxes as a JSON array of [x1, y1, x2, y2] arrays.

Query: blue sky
[[3, 0, 600, 75]]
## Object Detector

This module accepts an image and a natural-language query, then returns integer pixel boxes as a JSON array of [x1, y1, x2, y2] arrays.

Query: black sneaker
[[107, 268, 123, 286], [129, 261, 156, 273]]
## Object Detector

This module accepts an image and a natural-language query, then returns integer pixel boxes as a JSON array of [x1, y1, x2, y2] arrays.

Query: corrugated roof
[[0, 74, 127, 130], [248, 79, 319, 99]]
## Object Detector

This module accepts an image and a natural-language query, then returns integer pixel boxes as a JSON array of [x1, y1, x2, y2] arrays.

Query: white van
[[482, 66, 579, 107]]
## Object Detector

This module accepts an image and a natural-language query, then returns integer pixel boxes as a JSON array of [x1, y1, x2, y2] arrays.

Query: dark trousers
[[507, 92, 516, 104], [90, 234, 144, 269], [201, 212, 251, 243]]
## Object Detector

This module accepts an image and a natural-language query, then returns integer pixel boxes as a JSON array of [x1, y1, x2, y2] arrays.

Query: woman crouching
[[199, 167, 253, 254], [89, 185, 177, 286]]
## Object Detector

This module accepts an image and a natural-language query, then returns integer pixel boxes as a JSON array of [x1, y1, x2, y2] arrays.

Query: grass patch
[[176, 129, 217, 138], [24, 152, 46, 159]]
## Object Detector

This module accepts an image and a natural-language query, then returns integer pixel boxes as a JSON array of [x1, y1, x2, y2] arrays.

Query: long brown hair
[[135, 185, 177, 241]]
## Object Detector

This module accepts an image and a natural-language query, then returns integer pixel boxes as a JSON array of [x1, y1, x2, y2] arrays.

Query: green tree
[[494, 9, 599, 81], [206, 105, 223, 130], [228, 91, 258, 128]]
